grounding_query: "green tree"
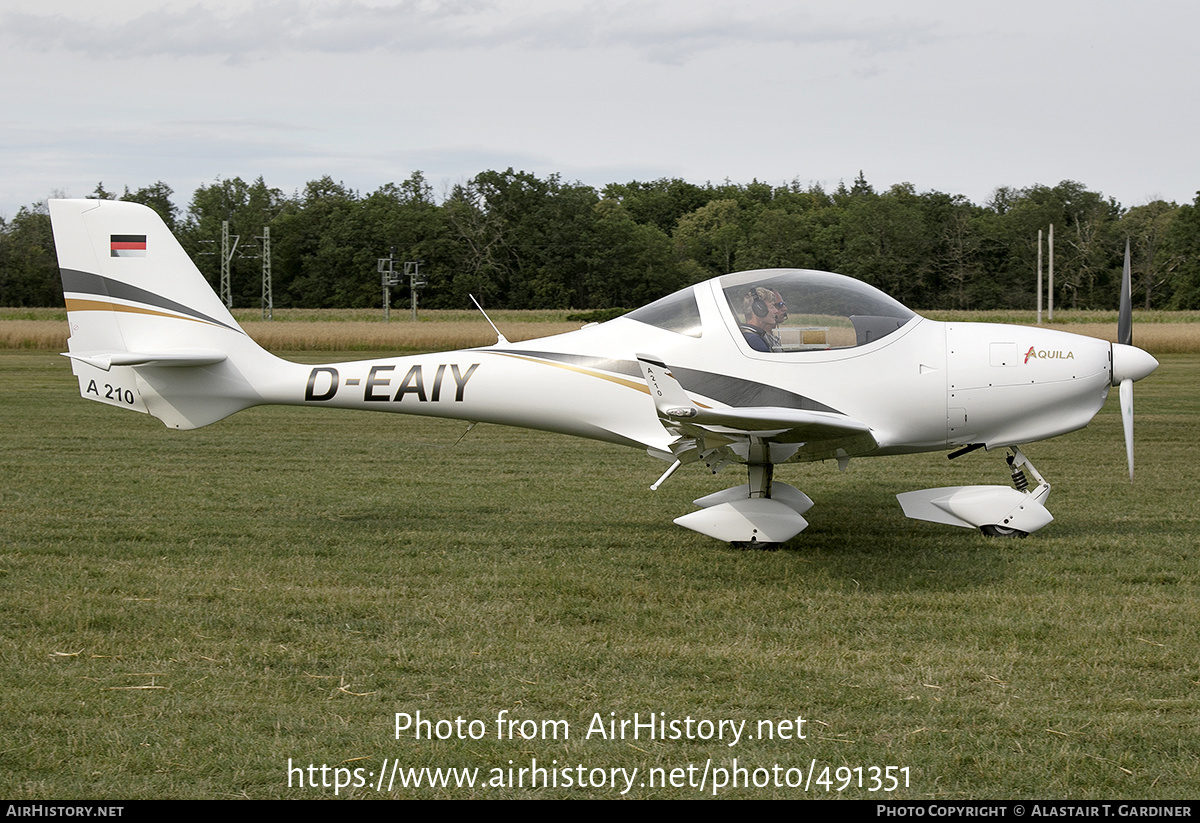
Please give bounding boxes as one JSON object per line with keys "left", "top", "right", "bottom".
{"left": 90, "top": 182, "right": 118, "bottom": 201}
{"left": 122, "top": 181, "right": 179, "bottom": 231}
{"left": 922, "top": 192, "right": 985, "bottom": 309}
{"left": 0, "top": 203, "right": 59, "bottom": 307}
{"left": 1002, "top": 181, "right": 1122, "bottom": 310}
{"left": 356, "top": 173, "right": 449, "bottom": 310}
{"left": 737, "top": 207, "right": 814, "bottom": 270}
{"left": 601, "top": 178, "right": 711, "bottom": 235}
{"left": 1121, "top": 200, "right": 1180, "bottom": 309}
{"left": 735, "top": 184, "right": 842, "bottom": 273}
{"left": 973, "top": 180, "right": 1122, "bottom": 311}
{"left": 1164, "top": 192, "right": 1200, "bottom": 309}
{"left": 673, "top": 199, "right": 743, "bottom": 277}
{"left": 441, "top": 179, "right": 508, "bottom": 308}
{"left": 442, "top": 169, "right": 601, "bottom": 309}
{"left": 521, "top": 175, "right": 600, "bottom": 308}
{"left": 576, "top": 200, "right": 682, "bottom": 307}
{"left": 837, "top": 182, "right": 928, "bottom": 306}
{"left": 272, "top": 177, "right": 366, "bottom": 307}
{"left": 183, "top": 176, "right": 286, "bottom": 307}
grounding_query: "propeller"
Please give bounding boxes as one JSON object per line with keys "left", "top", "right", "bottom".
{"left": 1119, "top": 241, "right": 1134, "bottom": 481}
{"left": 1111, "top": 240, "right": 1159, "bottom": 481}
{"left": 1119, "top": 376, "right": 1134, "bottom": 480}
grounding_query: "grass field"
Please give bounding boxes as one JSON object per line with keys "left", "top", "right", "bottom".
{"left": 1, "top": 338, "right": 1198, "bottom": 797}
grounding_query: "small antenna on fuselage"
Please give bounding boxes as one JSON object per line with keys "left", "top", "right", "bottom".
{"left": 469, "top": 294, "right": 509, "bottom": 345}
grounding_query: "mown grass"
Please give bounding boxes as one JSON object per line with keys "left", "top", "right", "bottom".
{"left": 1, "top": 349, "right": 1197, "bottom": 799}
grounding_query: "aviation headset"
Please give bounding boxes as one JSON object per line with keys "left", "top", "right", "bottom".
{"left": 747, "top": 287, "right": 781, "bottom": 318}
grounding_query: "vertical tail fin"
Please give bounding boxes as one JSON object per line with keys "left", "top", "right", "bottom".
{"left": 50, "top": 199, "right": 281, "bottom": 429}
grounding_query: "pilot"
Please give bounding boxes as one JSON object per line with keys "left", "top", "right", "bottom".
{"left": 740, "top": 287, "right": 788, "bottom": 352}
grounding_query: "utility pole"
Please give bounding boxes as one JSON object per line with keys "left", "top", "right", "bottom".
{"left": 259, "top": 226, "right": 272, "bottom": 320}
{"left": 220, "top": 221, "right": 232, "bottom": 308}
{"left": 220, "top": 220, "right": 243, "bottom": 309}
{"left": 1048, "top": 223, "right": 1054, "bottom": 322}
{"left": 1037, "top": 229, "right": 1043, "bottom": 324}
{"left": 379, "top": 247, "right": 399, "bottom": 322}
{"left": 405, "top": 261, "right": 426, "bottom": 321}
{"left": 379, "top": 253, "right": 427, "bottom": 321}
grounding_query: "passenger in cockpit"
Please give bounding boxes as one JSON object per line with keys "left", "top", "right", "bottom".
{"left": 739, "top": 287, "right": 788, "bottom": 352}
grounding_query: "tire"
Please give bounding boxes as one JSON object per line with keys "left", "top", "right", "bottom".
{"left": 980, "top": 524, "right": 1028, "bottom": 538}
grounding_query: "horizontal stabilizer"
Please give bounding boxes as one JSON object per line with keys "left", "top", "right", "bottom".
{"left": 63, "top": 350, "right": 228, "bottom": 371}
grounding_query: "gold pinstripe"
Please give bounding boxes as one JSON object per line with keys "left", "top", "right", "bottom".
{"left": 65, "top": 297, "right": 225, "bottom": 328}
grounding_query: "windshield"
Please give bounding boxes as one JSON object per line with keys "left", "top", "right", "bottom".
{"left": 623, "top": 287, "right": 703, "bottom": 338}
{"left": 720, "top": 269, "right": 916, "bottom": 351}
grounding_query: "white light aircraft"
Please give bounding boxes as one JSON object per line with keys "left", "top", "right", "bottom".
{"left": 49, "top": 199, "right": 1159, "bottom": 546}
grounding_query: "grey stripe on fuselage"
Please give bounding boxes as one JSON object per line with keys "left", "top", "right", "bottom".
{"left": 497, "top": 349, "right": 839, "bottom": 413}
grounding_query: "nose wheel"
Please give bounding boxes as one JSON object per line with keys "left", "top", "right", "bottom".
{"left": 977, "top": 448, "right": 1048, "bottom": 538}
{"left": 980, "top": 523, "right": 1027, "bottom": 538}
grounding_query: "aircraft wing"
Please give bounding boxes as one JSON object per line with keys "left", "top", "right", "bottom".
{"left": 636, "top": 355, "right": 877, "bottom": 461}
{"left": 678, "top": 405, "right": 872, "bottom": 437}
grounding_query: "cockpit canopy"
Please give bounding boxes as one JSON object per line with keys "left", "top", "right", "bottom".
{"left": 625, "top": 269, "right": 917, "bottom": 351}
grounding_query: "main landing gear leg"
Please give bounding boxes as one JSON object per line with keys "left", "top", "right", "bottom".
{"left": 736, "top": 448, "right": 779, "bottom": 548}
{"left": 671, "top": 441, "right": 814, "bottom": 547}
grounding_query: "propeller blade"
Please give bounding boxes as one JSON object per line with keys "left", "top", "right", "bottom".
{"left": 1118, "top": 239, "right": 1133, "bottom": 347}
{"left": 1120, "top": 377, "right": 1134, "bottom": 482}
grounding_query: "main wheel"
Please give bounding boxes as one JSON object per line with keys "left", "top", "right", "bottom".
{"left": 731, "top": 541, "right": 781, "bottom": 551}
{"left": 980, "top": 524, "right": 1028, "bottom": 538}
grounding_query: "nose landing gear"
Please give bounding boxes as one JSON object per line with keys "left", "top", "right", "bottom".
{"left": 897, "top": 446, "right": 1054, "bottom": 537}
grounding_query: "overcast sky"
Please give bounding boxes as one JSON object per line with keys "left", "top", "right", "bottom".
{"left": 2, "top": 0, "right": 1197, "bottom": 219}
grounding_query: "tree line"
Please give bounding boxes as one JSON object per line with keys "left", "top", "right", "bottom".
{"left": 3, "top": 171, "right": 1199, "bottom": 312}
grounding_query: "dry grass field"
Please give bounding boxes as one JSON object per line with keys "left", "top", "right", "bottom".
{"left": 0, "top": 308, "right": 581, "bottom": 352}
{"left": 3, "top": 307, "right": 1200, "bottom": 353}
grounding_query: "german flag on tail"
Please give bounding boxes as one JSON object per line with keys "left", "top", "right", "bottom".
{"left": 110, "top": 234, "right": 146, "bottom": 257}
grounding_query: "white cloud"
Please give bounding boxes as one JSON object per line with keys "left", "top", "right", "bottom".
{"left": 1, "top": 0, "right": 1197, "bottom": 216}
{"left": 2, "top": 0, "right": 940, "bottom": 63}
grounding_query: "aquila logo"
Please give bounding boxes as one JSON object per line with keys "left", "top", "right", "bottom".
{"left": 1025, "top": 346, "right": 1075, "bottom": 364}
